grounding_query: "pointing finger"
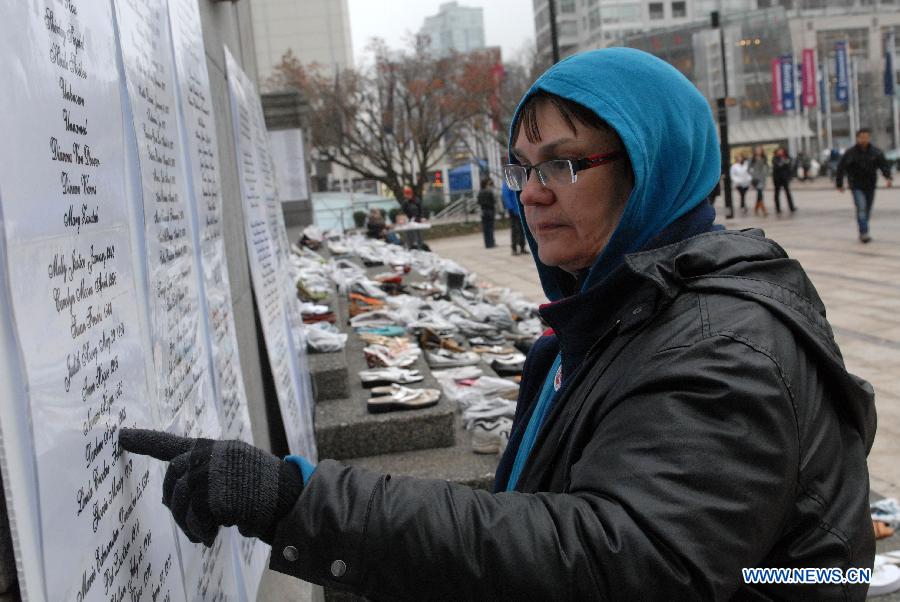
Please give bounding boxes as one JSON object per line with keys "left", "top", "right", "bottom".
{"left": 119, "top": 428, "right": 195, "bottom": 462}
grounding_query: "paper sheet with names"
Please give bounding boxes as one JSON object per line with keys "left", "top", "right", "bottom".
{"left": 0, "top": 2, "right": 186, "bottom": 600}
{"left": 113, "top": 0, "right": 237, "bottom": 599}
{"left": 167, "top": 0, "right": 268, "bottom": 596}
{"left": 224, "top": 47, "right": 316, "bottom": 460}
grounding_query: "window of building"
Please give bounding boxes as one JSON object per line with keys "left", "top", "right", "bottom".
{"left": 588, "top": 7, "right": 601, "bottom": 29}
{"left": 559, "top": 20, "right": 578, "bottom": 37}
{"left": 603, "top": 3, "right": 642, "bottom": 24}
{"left": 559, "top": 0, "right": 577, "bottom": 13}
{"left": 672, "top": 1, "right": 686, "bottom": 17}
{"left": 535, "top": 5, "right": 549, "bottom": 29}
{"left": 649, "top": 2, "right": 665, "bottom": 19}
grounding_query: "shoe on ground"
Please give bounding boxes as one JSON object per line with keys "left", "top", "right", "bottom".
{"left": 368, "top": 386, "right": 440, "bottom": 414}
{"left": 869, "top": 556, "right": 900, "bottom": 597}
{"left": 491, "top": 357, "right": 525, "bottom": 376}
{"left": 860, "top": 233, "right": 872, "bottom": 243}
{"left": 426, "top": 348, "right": 481, "bottom": 368}
{"left": 419, "top": 328, "right": 466, "bottom": 353}
{"left": 358, "top": 367, "right": 423, "bottom": 388}
{"left": 471, "top": 416, "right": 513, "bottom": 454}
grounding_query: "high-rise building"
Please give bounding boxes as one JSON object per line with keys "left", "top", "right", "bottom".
{"left": 252, "top": 0, "right": 353, "bottom": 86}
{"left": 420, "top": 1, "right": 486, "bottom": 57}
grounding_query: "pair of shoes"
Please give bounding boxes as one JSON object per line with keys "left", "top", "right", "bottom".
{"left": 368, "top": 385, "right": 440, "bottom": 413}
{"left": 348, "top": 292, "right": 385, "bottom": 317}
{"left": 426, "top": 348, "right": 481, "bottom": 368}
{"left": 860, "top": 233, "right": 872, "bottom": 243}
{"left": 364, "top": 344, "right": 420, "bottom": 368}
{"left": 419, "top": 328, "right": 466, "bottom": 353}
{"left": 356, "top": 325, "right": 407, "bottom": 337}
{"left": 359, "top": 367, "right": 423, "bottom": 388}
{"left": 306, "top": 323, "right": 348, "bottom": 353}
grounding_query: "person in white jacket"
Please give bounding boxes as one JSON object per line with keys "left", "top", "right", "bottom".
{"left": 730, "top": 154, "right": 752, "bottom": 214}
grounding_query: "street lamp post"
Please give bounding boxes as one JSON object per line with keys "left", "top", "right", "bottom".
{"left": 712, "top": 11, "right": 734, "bottom": 219}
{"left": 548, "top": 0, "right": 560, "bottom": 64}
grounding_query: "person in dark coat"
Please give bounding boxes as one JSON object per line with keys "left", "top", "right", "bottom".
{"left": 771, "top": 146, "right": 796, "bottom": 214}
{"left": 120, "top": 49, "right": 876, "bottom": 601}
{"left": 502, "top": 179, "right": 527, "bottom": 255}
{"left": 477, "top": 177, "right": 497, "bottom": 248}
{"left": 400, "top": 184, "right": 427, "bottom": 250}
{"left": 748, "top": 146, "right": 769, "bottom": 217}
{"left": 836, "top": 128, "right": 893, "bottom": 243}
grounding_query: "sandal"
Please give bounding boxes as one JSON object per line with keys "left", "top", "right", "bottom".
{"left": 368, "top": 387, "right": 441, "bottom": 413}
{"left": 359, "top": 368, "right": 424, "bottom": 388}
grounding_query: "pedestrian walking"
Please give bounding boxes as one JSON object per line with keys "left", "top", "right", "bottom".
{"left": 502, "top": 180, "right": 526, "bottom": 255}
{"left": 836, "top": 128, "right": 894, "bottom": 243}
{"left": 729, "top": 153, "right": 751, "bottom": 213}
{"left": 771, "top": 146, "right": 796, "bottom": 214}
{"left": 749, "top": 146, "right": 769, "bottom": 216}
{"left": 120, "top": 48, "right": 875, "bottom": 600}
{"left": 477, "top": 177, "right": 497, "bottom": 248}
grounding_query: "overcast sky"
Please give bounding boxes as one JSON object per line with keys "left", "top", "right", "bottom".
{"left": 347, "top": 0, "right": 535, "bottom": 65}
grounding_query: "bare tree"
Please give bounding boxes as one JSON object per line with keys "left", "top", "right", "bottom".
{"left": 270, "top": 37, "right": 504, "bottom": 202}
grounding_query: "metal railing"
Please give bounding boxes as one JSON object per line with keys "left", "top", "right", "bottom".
{"left": 431, "top": 194, "right": 478, "bottom": 223}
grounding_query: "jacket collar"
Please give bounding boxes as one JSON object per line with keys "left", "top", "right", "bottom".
{"left": 538, "top": 203, "right": 717, "bottom": 375}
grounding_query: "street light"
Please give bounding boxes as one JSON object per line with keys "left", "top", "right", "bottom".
{"left": 712, "top": 11, "right": 734, "bottom": 219}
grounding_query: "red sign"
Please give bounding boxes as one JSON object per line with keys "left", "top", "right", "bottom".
{"left": 771, "top": 58, "right": 784, "bottom": 114}
{"left": 802, "top": 48, "right": 817, "bottom": 107}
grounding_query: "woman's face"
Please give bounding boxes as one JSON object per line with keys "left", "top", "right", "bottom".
{"left": 512, "top": 100, "right": 633, "bottom": 273}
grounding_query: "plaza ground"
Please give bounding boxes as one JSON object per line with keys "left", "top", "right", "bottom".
{"left": 430, "top": 182, "right": 900, "bottom": 500}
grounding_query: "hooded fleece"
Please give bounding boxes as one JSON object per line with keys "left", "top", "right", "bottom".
{"left": 508, "top": 47, "right": 721, "bottom": 298}
{"left": 505, "top": 48, "right": 722, "bottom": 490}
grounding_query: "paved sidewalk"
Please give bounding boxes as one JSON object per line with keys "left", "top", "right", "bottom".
{"left": 430, "top": 184, "right": 900, "bottom": 499}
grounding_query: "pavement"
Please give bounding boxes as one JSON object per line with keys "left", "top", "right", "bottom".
{"left": 429, "top": 182, "right": 900, "bottom": 502}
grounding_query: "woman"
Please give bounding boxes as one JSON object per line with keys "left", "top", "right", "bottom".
{"left": 121, "top": 49, "right": 875, "bottom": 600}
{"left": 729, "top": 153, "right": 752, "bottom": 213}
{"left": 772, "top": 146, "right": 797, "bottom": 213}
{"left": 749, "top": 146, "right": 769, "bottom": 216}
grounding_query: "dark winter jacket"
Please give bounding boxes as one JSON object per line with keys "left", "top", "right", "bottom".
{"left": 477, "top": 188, "right": 496, "bottom": 217}
{"left": 267, "top": 48, "right": 875, "bottom": 601}
{"left": 402, "top": 198, "right": 423, "bottom": 221}
{"left": 836, "top": 144, "right": 893, "bottom": 191}
{"left": 772, "top": 154, "right": 793, "bottom": 185}
{"left": 268, "top": 227, "right": 875, "bottom": 601}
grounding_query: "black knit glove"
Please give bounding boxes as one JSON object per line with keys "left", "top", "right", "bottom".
{"left": 118, "top": 428, "right": 303, "bottom": 546}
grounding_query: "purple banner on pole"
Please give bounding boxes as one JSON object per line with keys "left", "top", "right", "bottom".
{"left": 781, "top": 55, "right": 795, "bottom": 111}
{"left": 835, "top": 41, "right": 849, "bottom": 103}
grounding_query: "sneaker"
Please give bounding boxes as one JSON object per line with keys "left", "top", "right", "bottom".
{"left": 471, "top": 416, "right": 513, "bottom": 454}
{"left": 860, "top": 233, "right": 872, "bottom": 243}
{"left": 463, "top": 397, "right": 517, "bottom": 430}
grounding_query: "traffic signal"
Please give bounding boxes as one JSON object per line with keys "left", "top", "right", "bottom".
{"left": 433, "top": 170, "right": 443, "bottom": 187}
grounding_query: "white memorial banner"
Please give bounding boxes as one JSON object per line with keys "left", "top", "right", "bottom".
{"left": 0, "top": 1, "right": 186, "bottom": 600}
{"left": 167, "top": 0, "right": 268, "bottom": 596}
{"left": 249, "top": 108, "right": 316, "bottom": 457}
{"left": 224, "top": 47, "right": 316, "bottom": 460}
{"left": 269, "top": 129, "right": 309, "bottom": 202}
{"left": 113, "top": 0, "right": 237, "bottom": 599}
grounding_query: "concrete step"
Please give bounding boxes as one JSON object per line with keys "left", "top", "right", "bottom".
{"left": 314, "top": 389, "right": 456, "bottom": 460}
{"left": 345, "top": 414, "right": 499, "bottom": 490}
{"left": 308, "top": 348, "right": 349, "bottom": 401}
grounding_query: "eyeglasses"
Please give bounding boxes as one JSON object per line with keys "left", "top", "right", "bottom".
{"left": 503, "top": 150, "right": 625, "bottom": 191}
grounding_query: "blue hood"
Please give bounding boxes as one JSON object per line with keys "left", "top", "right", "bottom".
{"left": 509, "top": 48, "right": 720, "bottom": 301}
